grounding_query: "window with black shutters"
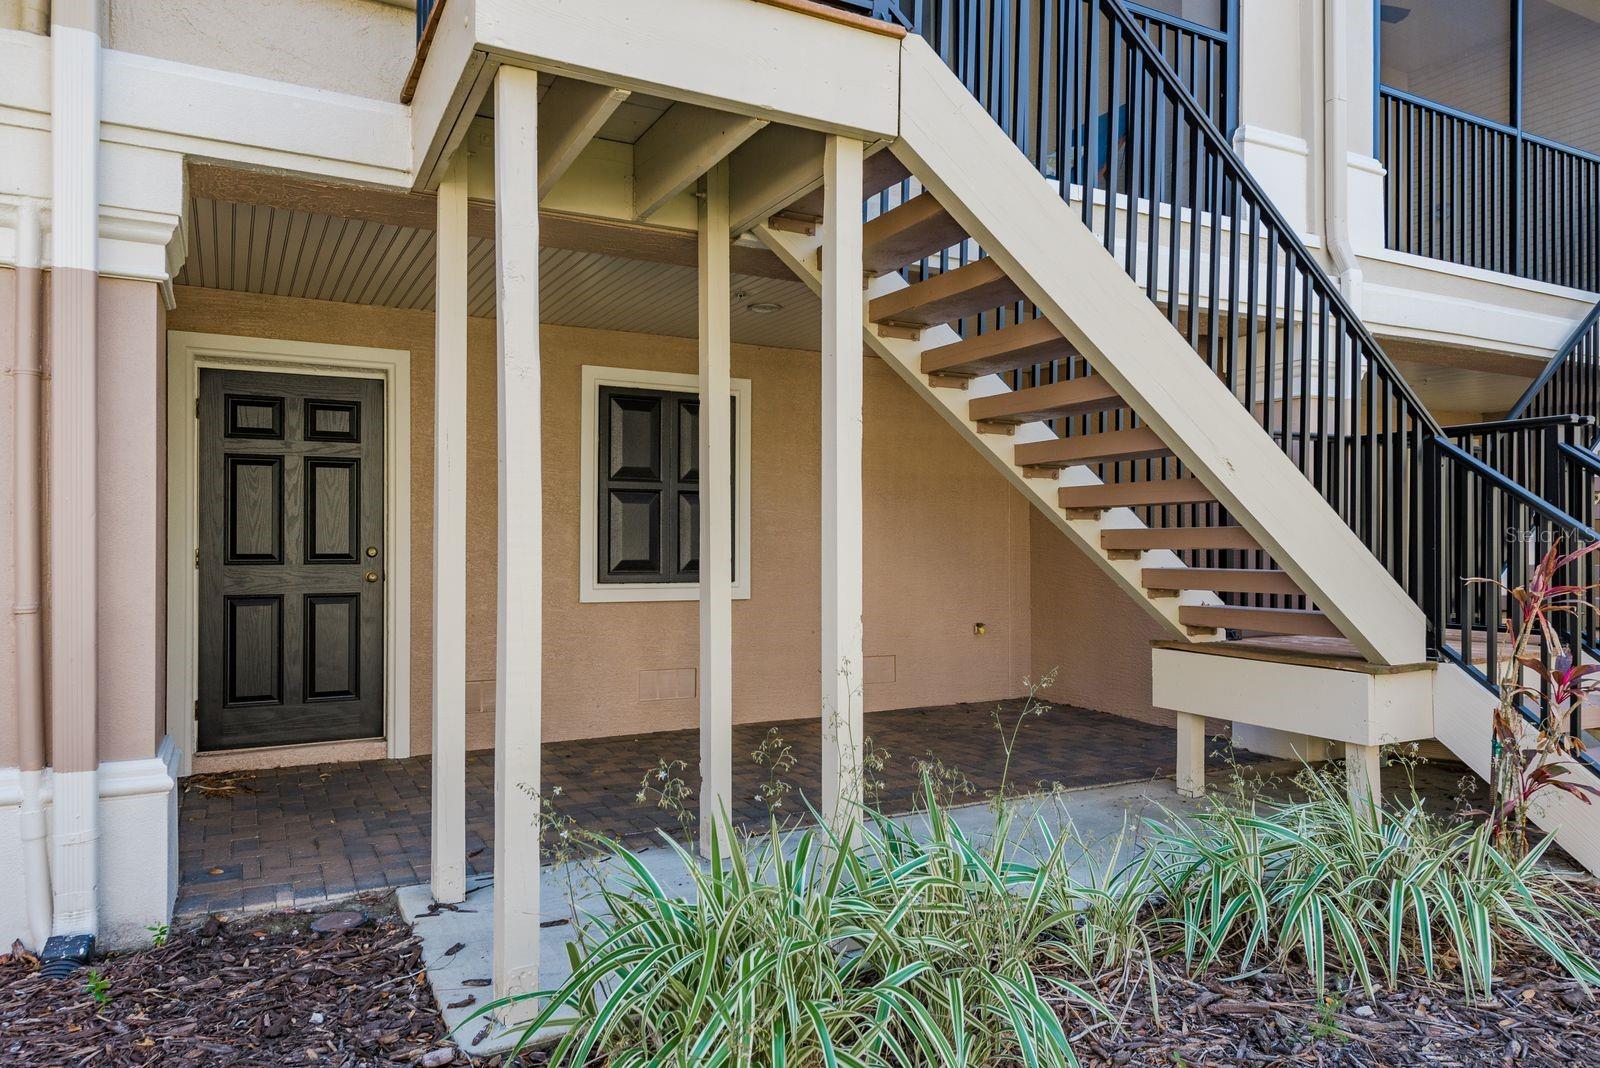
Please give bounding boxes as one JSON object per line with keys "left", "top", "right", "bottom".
{"left": 595, "top": 384, "right": 736, "bottom": 585}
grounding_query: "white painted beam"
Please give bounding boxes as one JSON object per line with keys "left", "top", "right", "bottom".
{"left": 474, "top": 0, "right": 901, "bottom": 140}
{"left": 491, "top": 65, "right": 542, "bottom": 1015}
{"left": 698, "top": 159, "right": 735, "bottom": 857}
{"left": 633, "top": 103, "right": 768, "bottom": 221}
{"left": 430, "top": 149, "right": 469, "bottom": 906}
{"left": 820, "top": 136, "right": 866, "bottom": 831}
{"left": 1175, "top": 712, "right": 1206, "bottom": 799}
{"left": 537, "top": 78, "right": 630, "bottom": 200}
{"left": 1345, "top": 743, "right": 1382, "bottom": 818}
{"left": 728, "top": 125, "right": 826, "bottom": 234}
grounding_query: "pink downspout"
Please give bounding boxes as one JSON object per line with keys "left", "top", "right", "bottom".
{"left": 12, "top": 202, "right": 51, "bottom": 950}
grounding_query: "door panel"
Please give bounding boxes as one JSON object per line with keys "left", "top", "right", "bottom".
{"left": 198, "top": 369, "right": 385, "bottom": 751}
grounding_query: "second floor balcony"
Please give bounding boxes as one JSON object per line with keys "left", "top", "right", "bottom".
{"left": 1377, "top": 0, "right": 1600, "bottom": 293}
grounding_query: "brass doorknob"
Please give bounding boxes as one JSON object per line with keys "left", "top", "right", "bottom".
{"left": 364, "top": 570, "right": 380, "bottom": 583}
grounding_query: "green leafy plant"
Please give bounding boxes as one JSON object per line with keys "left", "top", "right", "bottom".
{"left": 146, "top": 922, "right": 170, "bottom": 948}
{"left": 482, "top": 777, "right": 1108, "bottom": 1066}
{"left": 1146, "top": 765, "right": 1600, "bottom": 999}
{"left": 84, "top": 969, "right": 111, "bottom": 1007}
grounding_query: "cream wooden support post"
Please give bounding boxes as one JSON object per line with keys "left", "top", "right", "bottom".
{"left": 431, "top": 149, "right": 469, "bottom": 905}
{"left": 820, "top": 135, "right": 865, "bottom": 831}
{"left": 698, "top": 159, "right": 735, "bottom": 858}
{"left": 1345, "top": 743, "right": 1382, "bottom": 818}
{"left": 1175, "top": 712, "right": 1206, "bottom": 799}
{"left": 492, "top": 65, "right": 543, "bottom": 1014}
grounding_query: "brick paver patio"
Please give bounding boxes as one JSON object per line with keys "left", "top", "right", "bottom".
{"left": 177, "top": 700, "right": 1246, "bottom": 916}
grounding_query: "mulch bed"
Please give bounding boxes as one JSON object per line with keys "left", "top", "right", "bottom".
{"left": 0, "top": 894, "right": 469, "bottom": 1066}
{"left": 7, "top": 881, "right": 1600, "bottom": 1065}
{"left": 1054, "top": 886, "right": 1600, "bottom": 1067}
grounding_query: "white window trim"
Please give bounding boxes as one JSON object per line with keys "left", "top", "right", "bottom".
{"left": 580, "top": 365, "right": 753, "bottom": 603}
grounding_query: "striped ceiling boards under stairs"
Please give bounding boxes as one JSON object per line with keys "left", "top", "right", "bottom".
{"left": 174, "top": 196, "right": 823, "bottom": 351}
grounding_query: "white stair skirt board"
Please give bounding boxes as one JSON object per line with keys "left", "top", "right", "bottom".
{"left": 1151, "top": 646, "right": 1435, "bottom": 750}
{"left": 0, "top": 737, "right": 180, "bottom": 951}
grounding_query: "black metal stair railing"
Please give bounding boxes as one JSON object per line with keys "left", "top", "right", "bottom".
{"left": 1427, "top": 433, "right": 1600, "bottom": 771}
{"left": 1508, "top": 300, "right": 1600, "bottom": 433}
{"left": 887, "top": 0, "right": 1444, "bottom": 612}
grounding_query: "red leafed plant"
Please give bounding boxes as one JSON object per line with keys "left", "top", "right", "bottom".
{"left": 1477, "top": 538, "right": 1600, "bottom": 856}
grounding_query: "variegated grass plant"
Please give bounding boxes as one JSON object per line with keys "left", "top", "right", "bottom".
{"left": 1145, "top": 764, "right": 1600, "bottom": 999}
{"left": 487, "top": 764, "right": 1600, "bottom": 1064}
{"left": 487, "top": 782, "right": 1110, "bottom": 1067}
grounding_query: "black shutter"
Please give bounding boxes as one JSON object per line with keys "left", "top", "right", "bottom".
{"left": 596, "top": 385, "right": 737, "bottom": 586}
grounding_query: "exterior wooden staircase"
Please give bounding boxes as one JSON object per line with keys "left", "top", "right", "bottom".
{"left": 753, "top": 0, "right": 1600, "bottom": 870}
{"left": 761, "top": 121, "right": 1409, "bottom": 658}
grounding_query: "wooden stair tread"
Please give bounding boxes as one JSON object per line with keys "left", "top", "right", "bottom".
{"left": 1142, "top": 567, "right": 1300, "bottom": 596}
{"left": 1016, "top": 427, "right": 1169, "bottom": 468}
{"left": 863, "top": 192, "right": 968, "bottom": 275}
{"left": 968, "top": 375, "right": 1123, "bottom": 425}
{"left": 1178, "top": 605, "right": 1342, "bottom": 639}
{"left": 1101, "top": 526, "right": 1261, "bottom": 552}
{"left": 1059, "top": 477, "right": 1215, "bottom": 510}
{"left": 869, "top": 258, "right": 1023, "bottom": 328}
{"left": 922, "top": 317, "right": 1073, "bottom": 378}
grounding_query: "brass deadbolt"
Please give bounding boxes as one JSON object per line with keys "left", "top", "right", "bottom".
{"left": 366, "top": 546, "right": 379, "bottom": 558}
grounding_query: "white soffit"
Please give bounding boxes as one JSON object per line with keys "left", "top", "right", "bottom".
{"left": 174, "top": 196, "right": 821, "bottom": 350}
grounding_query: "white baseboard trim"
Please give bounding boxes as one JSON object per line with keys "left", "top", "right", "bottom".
{"left": 0, "top": 737, "right": 181, "bottom": 950}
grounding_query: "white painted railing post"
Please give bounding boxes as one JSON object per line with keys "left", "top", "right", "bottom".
{"left": 491, "top": 65, "right": 543, "bottom": 1014}
{"left": 820, "top": 136, "right": 866, "bottom": 831}
{"left": 431, "top": 149, "right": 469, "bottom": 905}
{"left": 698, "top": 160, "right": 735, "bottom": 858}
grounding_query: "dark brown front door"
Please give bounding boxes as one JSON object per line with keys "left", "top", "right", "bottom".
{"left": 197, "top": 369, "right": 385, "bottom": 750}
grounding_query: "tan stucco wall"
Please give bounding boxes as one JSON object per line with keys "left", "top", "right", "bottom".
{"left": 0, "top": 272, "right": 166, "bottom": 769}
{"left": 167, "top": 286, "right": 1036, "bottom": 750}
{"left": 105, "top": 0, "right": 414, "bottom": 101}
{"left": 1028, "top": 509, "right": 1169, "bottom": 728}
{"left": 96, "top": 277, "right": 168, "bottom": 763}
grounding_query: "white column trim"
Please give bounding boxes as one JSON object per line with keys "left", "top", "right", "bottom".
{"left": 431, "top": 150, "right": 470, "bottom": 905}
{"left": 490, "top": 64, "right": 543, "bottom": 1011}
{"left": 697, "top": 160, "right": 735, "bottom": 857}
{"left": 819, "top": 136, "right": 865, "bottom": 830}
{"left": 163, "top": 332, "right": 413, "bottom": 777}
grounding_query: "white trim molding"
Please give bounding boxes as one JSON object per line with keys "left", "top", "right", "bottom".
{"left": 163, "top": 331, "right": 413, "bottom": 776}
{"left": 578, "top": 364, "right": 753, "bottom": 604}
{"left": 0, "top": 737, "right": 180, "bottom": 951}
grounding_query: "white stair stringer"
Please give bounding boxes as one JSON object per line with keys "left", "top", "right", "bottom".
{"left": 1434, "top": 661, "right": 1600, "bottom": 873}
{"left": 755, "top": 220, "right": 1225, "bottom": 644}
{"left": 886, "top": 35, "right": 1425, "bottom": 666}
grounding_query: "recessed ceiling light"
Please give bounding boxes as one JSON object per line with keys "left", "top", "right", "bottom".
{"left": 746, "top": 301, "right": 783, "bottom": 314}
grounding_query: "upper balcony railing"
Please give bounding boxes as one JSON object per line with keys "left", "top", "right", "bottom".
{"left": 888, "top": 0, "right": 1236, "bottom": 137}
{"left": 1379, "top": 88, "right": 1600, "bottom": 294}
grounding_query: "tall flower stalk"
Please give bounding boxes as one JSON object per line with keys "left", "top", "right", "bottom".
{"left": 1477, "top": 538, "right": 1600, "bottom": 855}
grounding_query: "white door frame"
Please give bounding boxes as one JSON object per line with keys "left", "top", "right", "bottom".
{"left": 164, "top": 330, "right": 413, "bottom": 776}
